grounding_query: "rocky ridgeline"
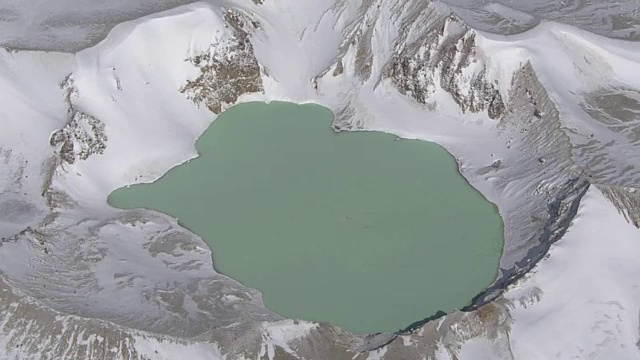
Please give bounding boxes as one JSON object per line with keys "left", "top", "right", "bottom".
{"left": 330, "top": 0, "right": 504, "bottom": 120}
{"left": 576, "top": 87, "right": 640, "bottom": 226}
{"left": 49, "top": 76, "right": 107, "bottom": 165}
{"left": 384, "top": 12, "right": 504, "bottom": 119}
{"left": 180, "top": 9, "right": 263, "bottom": 114}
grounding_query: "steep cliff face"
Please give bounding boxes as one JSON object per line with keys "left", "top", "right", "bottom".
{"left": 384, "top": 10, "right": 504, "bottom": 119}
{"left": 325, "top": 1, "right": 505, "bottom": 121}
{"left": 50, "top": 76, "right": 107, "bottom": 164}
{"left": 181, "top": 9, "right": 263, "bottom": 114}
{"left": 576, "top": 86, "right": 640, "bottom": 226}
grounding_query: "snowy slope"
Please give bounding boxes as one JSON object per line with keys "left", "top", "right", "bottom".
{"left": 1, "top": 0, "right": 639, "bottom": 52}
{"left": 448, "top": 187, "right": 640, "bottom": 359}
{"left": 0, "top": 50, "right": 71, "bottom": 238}
{"left": 0, "top": 1, "right": 639, "bottom": 359}
{"left": 504, "top": 188, "right": 640, "bottom": 359}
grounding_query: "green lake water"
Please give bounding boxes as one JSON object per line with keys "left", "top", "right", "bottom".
{"left": 108, "top": 102, "right": 503, "bottom": 334}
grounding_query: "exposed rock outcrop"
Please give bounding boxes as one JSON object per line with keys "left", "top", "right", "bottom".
{"left": 180, "top": 9, "right": 263, "bottom": 114}
{"left": 50, "top": 76, "right": 107, "bottom": 164}
{"left": 385, "top": 12, "right": 504, "bottom": 119}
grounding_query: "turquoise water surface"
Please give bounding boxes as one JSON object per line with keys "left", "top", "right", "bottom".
{"left": 109, "top": 102, "right": 503, "bottom": 334}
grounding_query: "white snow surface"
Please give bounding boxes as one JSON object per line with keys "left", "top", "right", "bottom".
{"left": 458, "top": 188, "right": 640, "bottom": 359}
{"left": 133, "top": 335, "right": 225, "bottom": 360}
{"left": 63, "top": 4, "right": 222, "bottom": 207}
{"left": 0, "top": 50, "right": 71, "bottom": 237}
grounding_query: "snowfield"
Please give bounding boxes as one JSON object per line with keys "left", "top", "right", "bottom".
{"left": 0, "top": 1, "right": 639, "bottom": 359}
{"left": 504, "top": 188, "right": 640, "bottom": 359}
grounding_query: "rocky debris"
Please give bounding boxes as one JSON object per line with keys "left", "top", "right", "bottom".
{"left": 180, "top": 9, "right": 263, "bottom": 114}
{"left": 50, "top": 111, "right": 107, "bottom": 164}
{"left": 0, "top": 204, "right": 291, "bottom": 358}
{"left": 0, "top": 148, "right": 28, "bottom": 191}
{"left": 364, "top": 300, "right": 515, "bottom": 360}
{"left": 384, "top": 11, "right": 504, "bottom": 119}
{"left": 50, "top": 76, "right": 107, "bottom": 164}
{"left": 329, "top": 0, "right": 398, "bottom": 83}
{"left": 498, "top": 63, "right": 575, "bottom": 164}
{"left": 348, "top": 7, "right": 377, "bottom": 82}
{"left": 574, "top": 86, "right": 640, "bottom": 223}
{"left": 330, "top": 1, "right": 505, "bottom": 119}
{"left": 476, "top": 61, "right": 585, "bottom": 293}
{"left": 598, "top": 185, "right": 640, "bottom": 227}
{"left": 290, "top": 324, "right": 367, "bottom": 360}
{"left": 470, "top": 177, "right": 590, "bottom": 308}
{"left": 331, "top": 105, "right": 366, "bottom": 132}
{"left": 332, "top": 60, "right": 344, "bottom": 76}
{"left": 0, "top": 271, "right": 217, "bottom": 360}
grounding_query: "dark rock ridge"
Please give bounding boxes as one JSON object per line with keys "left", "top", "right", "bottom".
{"left": 50, "top": 76, "right": 107, "bottom": 164}
{"left": 384, "top": 12, "right": 504, "bottom": 119}
{"left": 180, "top": 8, "right": 264, "bottom": 114}
{"left": 328, "top": 0, "right": 504, "bottom": 119}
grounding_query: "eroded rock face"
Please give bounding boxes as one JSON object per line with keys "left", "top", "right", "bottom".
{"left": 180, "top": 9, "right": 263, "bottom": 114}
{"left": 0, "top": 273, "right": 144, "bottom": 359}
{"left": 332, "top": 0, "right": 504, "bottom": 120}
{"left": 599, "top": 185, "right": 640, "bottom": 227}
{"left": 49, "top": 111, "right": 107, "bottom": 164}
{"left": 49, "top": 76, "right": 107, "bottom": 164}
{"left": 575, "top": 87, "right": 640, "bottom": 226}
{"left": 384, "top": 11, "right": 504, "bottom": 119}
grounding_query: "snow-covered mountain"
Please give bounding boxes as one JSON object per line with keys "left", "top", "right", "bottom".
{"left": 0, "top": 0, "right": 639, "bottom": 359}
